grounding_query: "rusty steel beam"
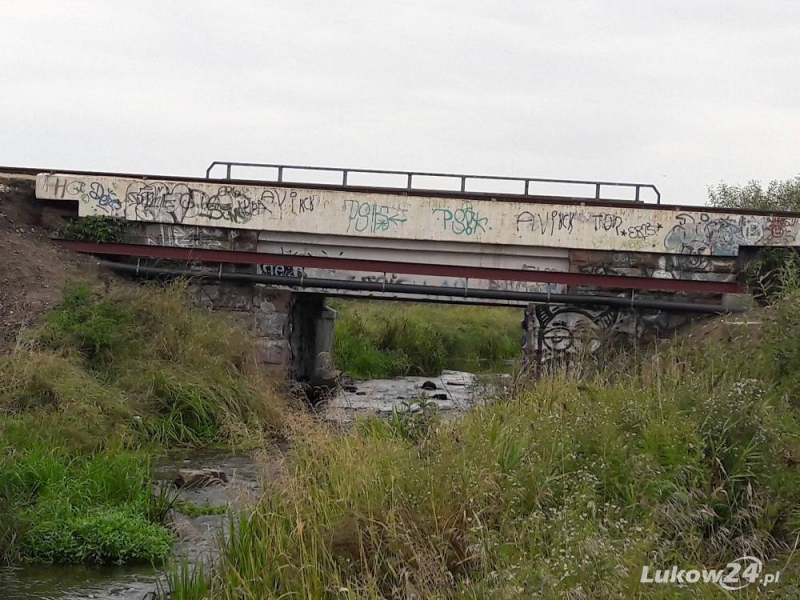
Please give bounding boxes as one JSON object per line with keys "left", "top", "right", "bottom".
{"left": 57, "top": 240, "right": 742, "bottom": 295}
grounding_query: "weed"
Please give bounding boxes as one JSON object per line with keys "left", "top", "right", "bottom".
{"left": 386, "top": 398, "right": 439, "bottom": 442}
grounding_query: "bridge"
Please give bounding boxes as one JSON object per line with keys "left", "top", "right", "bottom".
{"left": 24, "top": 162, "right": 800, "bottom": 379}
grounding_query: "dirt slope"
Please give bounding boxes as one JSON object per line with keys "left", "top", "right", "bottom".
{"left": 0, "top": 176, "right": 108, "bottom": 352}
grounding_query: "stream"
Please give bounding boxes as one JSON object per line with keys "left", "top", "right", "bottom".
{"left": 0, "top": 371, "right": 496, "bottom": 599}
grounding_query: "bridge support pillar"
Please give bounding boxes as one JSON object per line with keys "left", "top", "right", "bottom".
{"left": 196, "top": 283, "right": 337, "bottom": 381}
{"left": 289, "top": 293, "right": 338, "bottom": 383}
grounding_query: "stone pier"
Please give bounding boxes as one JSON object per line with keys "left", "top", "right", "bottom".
{"left": 193, "top": 282, "right": 336, "bottom": 381}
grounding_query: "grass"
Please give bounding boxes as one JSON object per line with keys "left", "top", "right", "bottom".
{"left": 162, "top": 288, "right": 800, "bottom": 598}
{"left": 329, "top": 299, "right": 523, "bottom": 378}
{"left": 0, "top": 281, "right": 286, "bottom": 565}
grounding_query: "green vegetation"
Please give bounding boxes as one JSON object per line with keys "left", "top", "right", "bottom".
{"left": 330, "top": 299, "right": 522, "bottom": 378}
{"left": 58, "top": 215, "right": 126, "bottom": 243}
{"left": 709, "top": 174, "right": 800, "bottom": 212}
{"left": 0, "top": 282, "right": 284, "bottom": 565}
{"left": 163, "top": 286, "right": 800, "bottom": 598}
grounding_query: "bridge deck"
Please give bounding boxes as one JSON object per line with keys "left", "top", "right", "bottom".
{"left": 34, "top": 171, "right": 800, "bottom": 258}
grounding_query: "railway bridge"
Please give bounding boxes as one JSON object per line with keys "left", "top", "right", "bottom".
{"left": 25, "top": 162, "right": 800, "bottom": 379}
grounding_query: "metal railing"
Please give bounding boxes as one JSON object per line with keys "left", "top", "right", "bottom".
{"left": 205, "top": 161, "right": 661, "bottom": 204}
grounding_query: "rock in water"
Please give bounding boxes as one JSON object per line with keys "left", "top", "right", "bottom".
{"left": 174, "top": 468, "right": 228, "bottom": 488}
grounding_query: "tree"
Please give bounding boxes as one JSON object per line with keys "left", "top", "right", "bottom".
{"left": 708, "top": 175, "right": 800, "bottom": 212}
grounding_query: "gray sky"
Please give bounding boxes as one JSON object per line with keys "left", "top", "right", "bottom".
{"left": 1, "top": 1, "right": 797, "bottom": 205}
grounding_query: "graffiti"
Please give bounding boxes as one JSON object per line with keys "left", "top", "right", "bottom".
{"left": 127, "top": 182, "right": 196, "bottom": 223}
{"left": 344, "top": 199, "right": 408, "bottom": 233}
{"left": 360, "top": 273, "right": 408, "bottom": 284}
{"left": 65, "top": 181, "right": 121, "bottom": 213}
{"left": 624, "top": 222, "right": 662, "bottom": 240}
{"left": 528, "top": 305, "right": 620, "bottom": 363}
{"left": 592, "top": 213, "right": 623, "bottom": 233}
{"left": 436, "top": 278, "right": 467, "bottom": 289}
{"left": 487, "top": 279, "right": 559, "bottom": 294}
{"left": 258, "top": 264, "right": 304, "bottom": 278}
{"left": 664, "top": 213, "right": 796, "bottom": 256}
{"left": 199, "top": 186, "right": 272, "bottom": 224}
{"left": 431, "top": 201, "right": 488, "bottom": 236}
{"left": 125, "top": 182, "right": 278, "bottom": 225}
{"left": 576, "top": 254, "right": 737, "bottom": 283}
{"left": 590, "top": 213, "right": 661, "bottom": 239}
{"left": 151, "top": 225, "right": 226, "bottom": 249}
{"left": 260, "top": 189, "right": 317, "bottom": 215}
{"left": 516, "top": 210, "right": 577, "bottom": 236}
{"left": 765, "top": 217, "right": 796, "bottom": 242}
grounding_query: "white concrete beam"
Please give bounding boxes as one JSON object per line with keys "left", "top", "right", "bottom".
{"left": 36, "top": 173, "right": 800, "bottom": 256}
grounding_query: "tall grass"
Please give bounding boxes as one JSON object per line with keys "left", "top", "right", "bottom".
{"left": 0, "top": 281, "right": 286, "bottom": 564}
{"left": 164, "top": 290, "right": 800, "bottom": 598}
{"left": 330, "top": 299, "right": 522, "bottom": 378}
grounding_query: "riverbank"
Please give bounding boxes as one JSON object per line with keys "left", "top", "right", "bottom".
{"left": 0, "top": 282, "right": 287, "bottom": 566}
{"left": 162, "top": 293, "right": 800, "bottom": 598}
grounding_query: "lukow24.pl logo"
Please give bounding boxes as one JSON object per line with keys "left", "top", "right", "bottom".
{"left": 641, "top": 556, "right": 780, "bottom": 590}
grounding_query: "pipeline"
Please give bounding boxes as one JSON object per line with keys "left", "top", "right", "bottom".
{"left": 98, "top": 261, "right": 747, "bottom": 315}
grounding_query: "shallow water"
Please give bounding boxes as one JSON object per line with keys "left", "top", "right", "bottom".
{"left": 322, "top": 369, "right": 506, "bottom": 422}
{"left": 0, "top": 450, "right": 268, "bottom": 600}
{"left": 0, "top": 564, "right": 163, "bottom": 600}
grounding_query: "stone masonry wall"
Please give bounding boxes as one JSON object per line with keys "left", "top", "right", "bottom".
{"left": 193, "top": 283, "right": 292, "bottom": 368}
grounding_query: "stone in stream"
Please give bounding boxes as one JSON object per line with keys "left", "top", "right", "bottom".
{"left": 174, "top": 468, "right": 228, "bottom": 488}
{"left": 421, "top": 380, "right": 438, "bottom": 390}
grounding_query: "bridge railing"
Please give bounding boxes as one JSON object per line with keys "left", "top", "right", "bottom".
{"left": 205, "top": 161, "right": 661, "bottom": 204}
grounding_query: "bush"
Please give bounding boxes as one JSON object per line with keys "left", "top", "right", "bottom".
{"left": 59, "top": 215, "right": 126, "bottom": 243}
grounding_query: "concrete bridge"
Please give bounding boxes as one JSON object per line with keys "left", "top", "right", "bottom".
{"left": 28, "top": 164, "right": 800, "bottom": 378}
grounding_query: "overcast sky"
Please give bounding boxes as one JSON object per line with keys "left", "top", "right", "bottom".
{"left": 1, "top": 1, "right": 797, "bottom": 205}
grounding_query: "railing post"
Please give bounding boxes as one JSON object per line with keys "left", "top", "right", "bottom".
{"left": 342, "top": 170, "right": 348, "bottom": 186}
{"left": 595, "top": 183, "right": 601, "bottom": 200}
{"left": 407, "top": 173, "right": 413, "bottom": 190}
{"left": 460, "top": 177, "right": 466, "bottom": 192}
{"left": 225, "top": 164, "right": 231, "bottom": 180}
{"left": 277, "top": 166, "right": 283, "bottom": 183}
{"left": 524, "top": 180, "right": 530, "bottom": 195}
{"left": 635, "top": 186, "right": 641, "bottom": 202}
